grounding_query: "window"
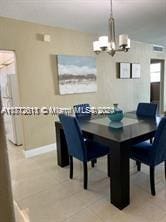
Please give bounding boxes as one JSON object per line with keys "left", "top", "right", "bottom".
{"left": 150, "top": 63, "right": 161, "bottom": 83}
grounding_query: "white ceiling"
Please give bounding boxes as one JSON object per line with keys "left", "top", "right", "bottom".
{"left": 0, "top": 0, "right": 166, "bottom": 46}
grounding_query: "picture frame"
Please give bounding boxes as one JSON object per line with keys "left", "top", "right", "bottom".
{"left": 132, "top": 63, "right": 141, "bottom": 79}
{"left": 119, "top": 63, "right": 130, "bottom": 79}
{"left": 57, "top": 55, "right": 97, "bottom": 95}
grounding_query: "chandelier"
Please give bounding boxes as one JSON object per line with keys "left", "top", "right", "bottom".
{"left": 93, "top": 0, "right": 130, "bottom": 56}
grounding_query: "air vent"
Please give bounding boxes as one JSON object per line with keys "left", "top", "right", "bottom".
{"left": 153, "top": 45, "right": 164, "bottom": 52}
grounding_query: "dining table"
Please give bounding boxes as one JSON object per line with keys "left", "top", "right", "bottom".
{"left": 55, "top": 112, "right": 160, "bottom": 210}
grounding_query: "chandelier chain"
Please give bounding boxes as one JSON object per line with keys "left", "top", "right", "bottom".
{"left": 110, "top": 0, "right": 113, "bottom": 16}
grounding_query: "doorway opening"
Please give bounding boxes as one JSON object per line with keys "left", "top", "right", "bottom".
{"left": 0, "top": 51, "right": 26, "bottom": 221}
{"left": 150, "top": 59, "right": 165, "bottom": 114}
{"left": 0, "top": 50, "right": 23, "bottom": 146}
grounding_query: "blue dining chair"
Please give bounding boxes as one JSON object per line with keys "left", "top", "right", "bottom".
{"left": 59, "top": 114, "right": 111, "bottom": 189}
{"left": 73, "top": 103, "right": 91, "bottom": 119}
{"left": 130, "top": 117, "right": 166, "bottom": 195}
{"left": 73, "top": 103, "right": 97, "bottom": 167}
{"left": 136, "top": 102, "right": 157, "bottom": 144}
{"left": 136, "top": 102, "right": 157, "bottom": 118}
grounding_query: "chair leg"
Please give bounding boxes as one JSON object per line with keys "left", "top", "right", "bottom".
{"left": 69, "top": 156, "right": 73, "bottom": 179}
{"left": 150, "top": 138, "right": 153, "bottom": 144}
{"left": 83, "top": 162, "right": 88, "bottom": 190}
{"left": 165, "top": 160, "right": 166, "bottom": 179}
{"left": 107, "top": 154, "right": 111, "bottom": 177}
{"left": 136, "top": 160, "right": 141, "bottom": 171}
{"left": 150, "top": 166, "right": 156, "bottom": 196}
{"left": 91, "top": 160, "right": 95, "bottom": 168}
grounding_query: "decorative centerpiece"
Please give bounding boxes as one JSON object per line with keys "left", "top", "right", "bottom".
{"left": 108, "top": 104, "right": 124, "bottom": 122}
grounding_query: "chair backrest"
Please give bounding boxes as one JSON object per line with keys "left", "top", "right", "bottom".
{"left": 73, "top": 103, "right": 91, "bottom": 119}
{"left": 59, "top": 114, "right": 87, "bottom": 161}
{"left": 152, "top": 117, "right": 166, "bottom": 165}
{"left": 136, "top": 102, "right": 157, "bottom": 118}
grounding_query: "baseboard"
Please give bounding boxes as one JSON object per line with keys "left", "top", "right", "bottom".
{"left": 24, "top": 143, "right": 56, "bottom": 158}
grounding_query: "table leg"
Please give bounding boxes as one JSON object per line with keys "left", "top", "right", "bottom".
{"left": 110, "top": 142, "right": 130, "bottom": 210}
{"left": 55, "top": 123, "right": 69, "bottom": 167}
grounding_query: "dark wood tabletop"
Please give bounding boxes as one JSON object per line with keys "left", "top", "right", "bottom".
{"left": 78, "top": 112, "right": 159, "bottom": 143}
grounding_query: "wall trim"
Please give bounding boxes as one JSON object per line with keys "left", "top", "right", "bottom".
{"left": 24, "top": 143, "right": 56, "bottom": 158}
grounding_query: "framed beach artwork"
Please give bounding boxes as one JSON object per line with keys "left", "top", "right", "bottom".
{"left": 119, "top": 63, "right": 130, "bottom": 79}
{"left": 132, "top": 63, "right": 141, "bottom": 78}
{"left": 57, "top": 55, "right": 97, "bottom": 95}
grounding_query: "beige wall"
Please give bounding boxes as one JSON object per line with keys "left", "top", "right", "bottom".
{"left": 0, "top": 17, "right": 165, "bottom": 150}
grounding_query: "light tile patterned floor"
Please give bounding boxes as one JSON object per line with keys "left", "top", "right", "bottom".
{"left": 8, "top": 142, "right": 166, "bottom": 222}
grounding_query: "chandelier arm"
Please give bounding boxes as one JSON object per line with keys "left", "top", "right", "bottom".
{"left": 115, "top": 48, "right": 127, "bottom": 52}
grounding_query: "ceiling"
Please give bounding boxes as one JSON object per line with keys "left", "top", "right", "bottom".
{"left": 0, "top": 0, "right": 166, "bottom": 46}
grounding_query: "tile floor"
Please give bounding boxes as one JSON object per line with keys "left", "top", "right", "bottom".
{"left": 7, "top": 142, "right": 166, "bottom": 222}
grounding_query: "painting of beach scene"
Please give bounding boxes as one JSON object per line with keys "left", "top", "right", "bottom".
{"left": 57, "top": 55, "right": 97, "bottom": 95}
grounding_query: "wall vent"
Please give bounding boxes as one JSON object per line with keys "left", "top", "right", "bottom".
{"left": 153, "top": 45, "right": 164, "bottom": 52}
